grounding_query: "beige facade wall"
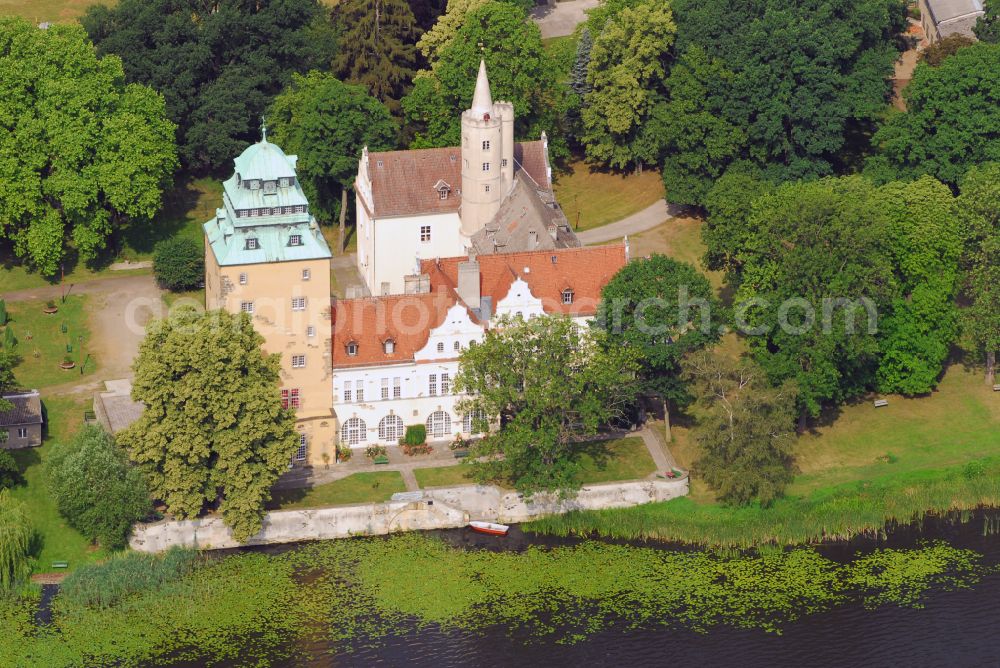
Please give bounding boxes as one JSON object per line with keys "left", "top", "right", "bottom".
{"left": 1, "top": 423, "right": 42, "bottom": 449}
{"left": 205, "top": 237, "right": 336, "bottom": 467}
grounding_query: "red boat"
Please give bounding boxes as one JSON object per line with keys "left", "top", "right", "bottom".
{"left": 469, "top": 521, "right": 510, "bottom": 536}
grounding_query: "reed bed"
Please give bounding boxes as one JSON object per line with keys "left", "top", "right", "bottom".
{"left": 525, "top": 458, "right": 1000, "bottom": 548}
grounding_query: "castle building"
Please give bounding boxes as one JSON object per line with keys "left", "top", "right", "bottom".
{"left": 354, "top": 60, "right": 580, "bottom": 297}
{"left": 203, "top": 131, "right": 336, "bottom": 467}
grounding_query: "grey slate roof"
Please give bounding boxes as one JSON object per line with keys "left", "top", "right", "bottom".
{"left": 926, "top": 0, "right": 985, "bottom": 37}
{"left": 470, "top": 173, "right": 580, "bottom": 255}
{"left": 0, "top": 391, "right": 42, "bottom": 427}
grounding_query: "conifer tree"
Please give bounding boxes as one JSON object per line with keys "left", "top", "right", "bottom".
{"left": 334, "top": 0, "right": 422, "bottom": 114}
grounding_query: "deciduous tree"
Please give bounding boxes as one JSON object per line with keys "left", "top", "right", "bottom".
{"left": 269, "top": 72, "right": 397, "bottom": 240}
{"left": 867, "top": 43, "right": 1000, "bottom": 186}
{"left": 153, "top": 237, "right": 204, "bottom": 292}
{"left": 0, "top": 489, "right": 31, "bottom": 593}
{"left": 682, "top": 351, "right": 797, "bottom": 507}
{"left": 596, "top": 254, "right": 723, "bottom": 441}
{"left": 957, "top": 163, "right": 1000, "bottom": 384}
{"left": 46, "top": 426, "right": 150, "bottom": 550}
{"left": 918, "top": 34, "right": 975, "bottom": 66}
{"left": 455, "top": 314, "right": 639, "bottom": 497}
{"left": 402, "top": 2, "right": 563, "bottom": 152}
{"left": 974, "top": 0, "right": 1000, "bottom": 42}
{"left": 0, "top": 18, "right": 177, "bottom": 275}
{"left": 120, "top": 307, "right": 298, "bottom": 542}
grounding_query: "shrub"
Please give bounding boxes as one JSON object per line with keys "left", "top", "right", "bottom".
{"left": 365, "top": 444, "right": 387, "bottom": 460}
{"left": 0, "top": 451, "right": 22, "bottom": 490}
{"left": 46, "top": 426, "right": 151, "bottom": 550}
{"left": 337, "top": 444, "right": 353, "bottom": 462}
{"left": 3, "top": 326, "right": 15, "bottom": 349}
{"left": 401, "top": 443, "right": 433, "bottom": 456}
{"left": 59, "top": 547, "right": 198, "bottom": 609}
{"left": 153, "top": 237, "right": 204, "bottom": 291}
{"left": 402, "top": 424, "right": 426, "bottom": 446}
{"left": 0, "top": 489, "right": 32, "bottom": 593}
{"left": 0, "top": 299, "right": 6, "bottom": 326}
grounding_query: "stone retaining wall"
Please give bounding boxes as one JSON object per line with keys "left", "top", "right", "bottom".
{"left": 129, "top": 478, "right": 688, "bottom": 553}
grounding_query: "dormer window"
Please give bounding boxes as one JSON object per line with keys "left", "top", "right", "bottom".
{"left": 246, "top": 238, "right": 259, "bottom": 250}
{"left": 249, "top": 180, "right": 261, "bottom": 190}
{"left": 263, "top": 181, "right": 277, "bottom": 194}
{"left": 433, "top": 180, "right": 451, "bottom": 200}
{"left": 289, "top": 234, "right": 302, "bottom": 246}
{"left": 562, "top": 289, "right": 574, "bottom": 305}
{"left": 279, "top": 177, "right": 292, "bottom": 187}
{"left": 346, "top": 341, "right": 358, "bottom": 357}
{"left": 383, "top": 339, "right": 395, "bottom": 354}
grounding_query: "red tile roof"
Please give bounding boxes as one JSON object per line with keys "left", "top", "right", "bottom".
{"left": 423, "top": 244, "right": 627, "bottom": 318}
{"left": 331, "top": 289, "right": 463, "bottom": 368}
{"left": 365, "top": 141, "right": 549, "bottom": 218}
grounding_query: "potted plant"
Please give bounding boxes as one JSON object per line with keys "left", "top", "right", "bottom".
{"left": 60, "top": 354, "right": 75, "bottom": 370}
{"left": 336, "top": 443, "right": 353, "bottom": 463}
{"left": 365, "top": 444, "right": 388, "bottom": 461}
{"left": 43, "top": 300, "right": 58, "bottom": 314}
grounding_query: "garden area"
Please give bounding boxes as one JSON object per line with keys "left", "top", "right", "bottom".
{"left": 0, "top": 296, "right": 97, "bottom": 388}
{"left": 553, "top": 161, "right": 665, "bottom": 232}
{"left": 267, "top": 471, "right": 407, "bottom": 510}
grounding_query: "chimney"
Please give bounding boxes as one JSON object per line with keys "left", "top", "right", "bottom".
{"left": 528, "top": 229, "right": 538, "bottom": 249}
{"left": 404, "top": 273, "right": 430, "bottom": 294}
{"left": 547, "top": 224, "right": 557, "bottom": 241}
{"left": 457, "top": 259, "right": 481, "bottom": 308}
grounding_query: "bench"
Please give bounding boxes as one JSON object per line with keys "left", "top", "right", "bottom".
{"left": 83, "top": 410, "right": 97, "bottom": 423}
{"left": 873, "top": 399, "right": 889, "bottom": 408}
{"left": 51, "top": 561, "right": 68, "bottom": 569}
{"left": 372, "top": 455, "right": 390, "bottom": 465}
{"left": 453, "top": 449, "right": 469, "bottom": 459}
{"left": 993, "top": 384, "right": 1000, "bottom": 392}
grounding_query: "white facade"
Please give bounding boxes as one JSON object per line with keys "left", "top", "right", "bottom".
{"left": 332, "top": 304, "right": 485, "bottom": 448}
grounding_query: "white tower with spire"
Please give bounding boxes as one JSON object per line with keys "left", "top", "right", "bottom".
{"left": 460, "top": 60, "right": 514, "bottom": 237}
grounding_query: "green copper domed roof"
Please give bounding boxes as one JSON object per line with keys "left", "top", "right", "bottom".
{"left": 233, "top": 139, "right": 298, "bottom": 182}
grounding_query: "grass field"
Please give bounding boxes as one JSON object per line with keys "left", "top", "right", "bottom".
{"left": 575, "top": 436, "right": 657, "bottom": 483}
{"left": 0, "top": 0, "right": 113, "bottom": 22}
{"left": 9, "top": 394, "right": 108, "bottom": 573}
{"left": 414, "top": 464, "right": 475, "bottom": 489}
{"left": 554, "top": 161, "right": 665, "bottom": 232}
{"left": 267, "top": 471, "right": 406, "bottom": 510}
{"left": 1, "top": 295, "right": 97, "bottom": 389}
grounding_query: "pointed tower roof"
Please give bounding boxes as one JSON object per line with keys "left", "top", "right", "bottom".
{"left": 470, "top": 59, "right": 493, "bottom": 116}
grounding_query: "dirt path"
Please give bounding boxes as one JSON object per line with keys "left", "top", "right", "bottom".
{"left": 531, "top": 0, "right": 600, "bottom": 39}
{"left": 577, "top": 200, "right": 682, "bottom": 244}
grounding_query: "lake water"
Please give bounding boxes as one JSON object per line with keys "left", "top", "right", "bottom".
{"left": 197, "top": 511, "right": 1000, "bottom": 668}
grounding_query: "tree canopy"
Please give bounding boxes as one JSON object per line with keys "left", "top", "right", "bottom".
{"left": 402, "top": 1, "right": 564, "bottom": 152}
{"left": 658, "top": 0, "right": 904, "bottom": 205}
{"left": 120, "top": 307, "right": 298, "bottom": 542}
{"left": 269, "top": 71, "right": 397, "bottom": 223}
{"left": 333, "top": 0, "right": 421, "bottom": 114}
{"left": 975, "top": 0, "right": 1000, "bottom": 42}
{"left": 0, "top": 489, "right": 31, "bottom": 593}
{"left": 455, "top": 314, "right": 639, "bottom": 497}
{"left": 682, "top": 351, "right": 798, "bottom": 507}
{"left": 595, "top": 254, "right": 722, "bottom": 437}
{"left": 83, "top": 0, "right": 334, "bottom": 172}
{"left": 416, "top": 0, "right": 532, "bottom": 61}
{"left": 866, "top": 42, "right": 1000, "bottom": 186}
{"left": 0, "top": 18, "right": 177, "bottom": 275}
{"left": 153, "top": 237, "right": 205, "bottom": 292}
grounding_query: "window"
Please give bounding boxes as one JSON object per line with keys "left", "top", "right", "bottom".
{"left": 16, "top": 427, "right": 28, "bottom": 439}
{"left": 379, "top": 414, "right": 404, "bottom": 442}
{"left": 501, "top": 158, "right": 508, "bottom": 168}
{"left": 291, "top": 354, "right": 305, "bottom": 368}
{"left": 356, "top": 384, "right": 364, "bottom": 402}
{"left": 428, "top": 374, "right": 437, "bottom": 396}
{"left": 384, "top": 339, "right": 395, "bottom": 354}
{"left": 420, "top": 225, "right": 431, "bottom": 243}
{"left": 426, "top": 411, "right": 451, "bottom": 439}
{"left": 463, "top": 410, "right": 486, "bottom": 434}
{"left": 484, "top": 184, "right": 491, "bottom": 193}
{"left": 245, "top": 238, "right": 259, "bottom": 250}
{"left": 239, "top": 273, "right": 248, "bottom": 285}
{"left": 346, "top": 341, "right": 359, "bottom": 356}
{"left": 279, "top": 177, "right": 292, "bottom": 187}
{"left": 453, "top": 341, "right": 460, "bottom": 352}
{"left": 250, "top": 180, "right": 261, "bottom": 190}
{"left": 307, "top": 325, "right": 316, "bottom": 338}
{"left": 482, "top": 162, "right": 490, "bottom": 171}
{"left": 441, "top": 372, "right": 450, "bottom": 395}
{"left": 264, "top": 180, "right": 276, "bottom": 194}
{"left": 482, "top": 140, "right": 490, "bottom": 150}
{"left": 292, "top": 297, "right": 306, "bottom": 311}
{"left": 381, "top": 378, "right": 389, "bottom": 400}
{"left": 296, "top": 205, "right": 306, "bottom": 213}
{"left": 393, "top": 377, "right": 401, "bottom": 398}
{"left": 289, "top": 234, "right": 302, "bottom": 246}
{"left": 343, "top": 382, "right": 352, "bottom": 403}
{"left": 295, "top": 434, "right": 307, "bottom": 462}
{"left": 439, "top": 189, "right": 448, "bottom": 200}
{"left": 562, "top": 289, "right": 574, "bottom": 305}
{"left": 302, "top": 268, "right": 311, "bottom": 281}
{"left": 436, "top": 342, "right": 444, "bottom": 353}
{"left": 240, "top": 301, "right": 254, "bottom": 314}
{"left": 341, "top": 418, "right": 366, "bottom": 446}
{"left": 281, "top": 388, "right": 301, "bottom": 409}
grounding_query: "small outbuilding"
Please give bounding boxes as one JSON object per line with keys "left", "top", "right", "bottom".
{"left": 0, "top": 390, "right": 43, "bottom": 449}
{"left": 919, "top": 0, "right": 985, "bottom": 43}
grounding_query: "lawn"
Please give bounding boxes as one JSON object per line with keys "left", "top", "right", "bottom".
{"left": 576, "top": 436, "right": 657, "bottom": 484}
{"left": 554, "top": 161, "right": 665, "bottom": 232}
{"left": 543, "top": 33, "right": 579, "bottom": 80}
{"left": 629, "top": 215, "right": 726, "bottom": 293}
{"left": 8, "top": 394, "right": 108, "bottom": 574}
{"left": 414, "top": 464, "right": 475, "bottom": 489}
{"left": 267, "top": 471, "right": 406, "bottom": 510}
{"left": 0, "top": 0, "right": 114, "bottom": 22}
{"left": 1, "top": 295, "right": 97, "bottom": 389}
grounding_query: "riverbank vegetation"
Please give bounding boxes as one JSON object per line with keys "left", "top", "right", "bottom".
{"left": 0, "top": 534, "right": 992, "bottom": 666}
